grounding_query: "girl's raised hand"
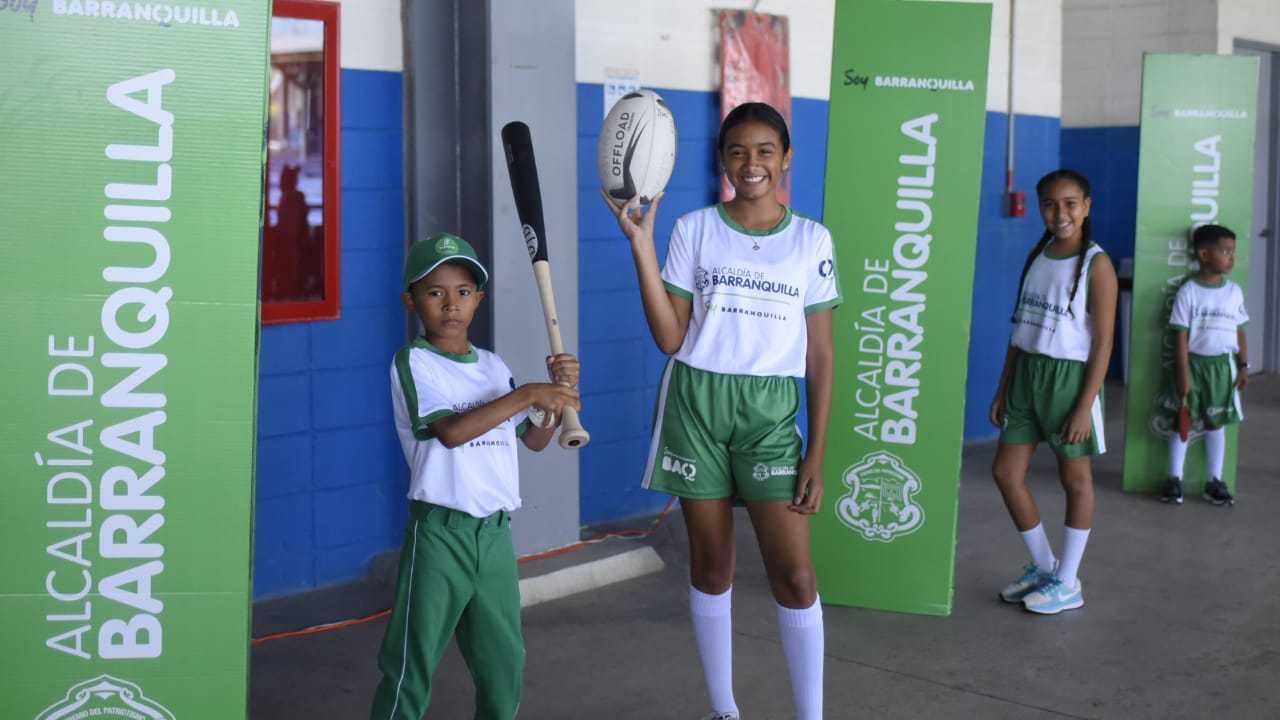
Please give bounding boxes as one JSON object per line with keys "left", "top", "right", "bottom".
{"left": 601, "top": 189, "right": 664, "bottom": 245}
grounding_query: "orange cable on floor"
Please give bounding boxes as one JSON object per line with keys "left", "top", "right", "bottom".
{"left": 250, "top": 496, "right": 678, "bottom": 646}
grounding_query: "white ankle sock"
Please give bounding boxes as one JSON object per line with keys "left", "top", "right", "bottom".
{"left": 1206, "top": 427, "right": 1226, "bottom": 480}
{"left": 777, "top": 596, "right": 824, "bottom": 720}
{"left": 690, "top": 586, "right": 737, "bottom": 714}
{"left": 1168, "top": 435, "right": 1188, "bottom": 479}
{"left": 1019, "top": 523, "right": 1056, "bottom": 571}
{"left": 1056, "top": 526, "right": 1091, "bottom": 587}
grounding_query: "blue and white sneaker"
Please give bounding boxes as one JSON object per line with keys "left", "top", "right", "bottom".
{"left": 700, "top": 713, "right": 740, "bottom": 720}
{"left": 999, "top": 564, "right": 1053, "bottom": 603}
{"left": 1022, "top": 575, "right": 1084, "bottom": 615}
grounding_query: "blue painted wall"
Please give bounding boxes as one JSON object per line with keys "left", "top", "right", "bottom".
{"left": 1061, "top": 126, "right": 1140, "bottom": 263}
{"left": 254, "top": 68, "right": 408, "bottom": 600}
{"left": 965, "top": 112, "right": 1063, "bottom": 441}
{"left": 576, "top": 86, "right": 722, "bottom": 526}
{"left": 1059, "top": 125, "right": 1140, "bottom": 381}
{"left": 251, "top": 77, "right": 1081, "bottom": 595}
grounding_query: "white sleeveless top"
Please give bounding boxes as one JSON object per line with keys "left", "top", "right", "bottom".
{"left": 1009, "top": 242, "right": 1106, "bottom": 362}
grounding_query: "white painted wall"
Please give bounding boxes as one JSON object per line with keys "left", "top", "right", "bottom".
{"left": 575, "top": 0, "right": 836, "bottom": 99}
{"left": 933, "top": 0, "right": 1063, "bottom": 117}
{"left": 313, "top": 0, "right": 403, "bottom": 71}
{"left": 1062, "top": 0, "right": 1280, "bottom": 127}
{"left": 1219, "top": 0, "right": 1280, "bottom": 51}
{"left": 576, "top": 0, "right": 1061, "bottom": 116}
{"left": 1062, "top": 0, "right": 1218, "bottom": 127}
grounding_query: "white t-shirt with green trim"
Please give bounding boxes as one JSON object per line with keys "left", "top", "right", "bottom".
{"left": 1169, "top": 277, "right": 1248, "bottom": 356}
{"left": 390, "top": 339, "right": 530, "bottom": 518}
{"left": 1010, "top": 242, "right": 1106, "bottom": 362}
{"left": 660, "top": 204, "right": 842, "bottom": 378}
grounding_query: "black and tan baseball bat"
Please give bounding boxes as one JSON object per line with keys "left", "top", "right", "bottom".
{"left": 501, "top": 121, "right": 590, "bottom": 449}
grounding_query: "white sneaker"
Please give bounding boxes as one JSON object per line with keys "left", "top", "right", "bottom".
{"left": 700, "top": 713, "right": 740, "bottom": 720}
{"left": 1023, "top": 576, "right": 1084, "bottom": 615}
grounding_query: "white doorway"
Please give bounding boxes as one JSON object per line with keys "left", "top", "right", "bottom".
{"left": 1237, "top": 43, "right": 1279, "bottom": 373}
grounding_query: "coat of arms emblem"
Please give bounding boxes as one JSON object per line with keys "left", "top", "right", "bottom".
{"left": 835, "top": 450, "right": 925, "bottom": 542}
{"left": 37, "top": 675, "right": 175, "bottom": 720}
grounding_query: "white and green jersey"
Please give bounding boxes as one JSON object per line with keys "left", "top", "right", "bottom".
{"left": 390, "top": 339, "right": 530, "bottom": 518}
{"left": 661, "top": 204, "right": 842, "bottom": 378}
{"left": 1010, "top": 242, "right": 1106, "bottom": 362}
{"left": 1169, "top": 276, "right": 1248, "bottom": 356}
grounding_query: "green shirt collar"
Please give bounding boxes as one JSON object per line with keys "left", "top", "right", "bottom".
{"left": 716, "top": 202, "right": 793, "bottom": 237}
{"left": 414, "top": 337, "right": 478, "bottom": 363}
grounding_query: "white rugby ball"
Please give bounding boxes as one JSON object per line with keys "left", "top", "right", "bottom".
{"left": 597, "top": 89, "right": 677, "bottom": 207}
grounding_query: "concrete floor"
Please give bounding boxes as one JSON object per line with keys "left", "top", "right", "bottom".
{"left": 250, "top": 377, "right": 1280, "bottom": 719}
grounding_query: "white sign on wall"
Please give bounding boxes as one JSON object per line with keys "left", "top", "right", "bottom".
{"left": 604, "top": 67, "right": 640, "bottom": 118}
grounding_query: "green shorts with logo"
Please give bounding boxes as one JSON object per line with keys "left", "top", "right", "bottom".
{"left": 1159, "top": 352, "right": 1243, "bottom": 429}
{"left": 1000, "top": 352, "right": 1105, "bottom": 458}
{"left": 643, "top": 360, "right": 802, "bottom": 501}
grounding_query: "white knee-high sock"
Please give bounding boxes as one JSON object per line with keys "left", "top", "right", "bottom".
{"left": 777, "top": 596, "right": 824, "bottom": 720}
{"left": 1056, "top": 526, "right": 1091, "bottom": 587}
{"left": 1168, "top": 435, "right": 1188, "bottom": 479}
{"left": 1206, "top": 427, "right": 1226, "bottom": 480}
{"left": 690, "top": 586, "right": 737, "bottom": 714}
{"left": 1019, "top": 523, "right": 1057, "bottom": 572}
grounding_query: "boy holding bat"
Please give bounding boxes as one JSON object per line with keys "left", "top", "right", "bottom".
{"left": 369, "top": 233, "right": 581, "bottom": 719}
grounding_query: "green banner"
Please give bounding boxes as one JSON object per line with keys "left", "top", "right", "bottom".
{"left": 812, "top": 0, "right": 990, "bottom": 616}
{"left": 1122, "top": 54, "right": 1258, "bottom": 496}
{"left": 1, "top": 3, "right": 268, "bottom": 717}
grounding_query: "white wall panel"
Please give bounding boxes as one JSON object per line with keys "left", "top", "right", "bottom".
{"left": 1062, "top": 0, "right": 1219, "bottom": 127}
{"left": 316, "top": 0, "right": 403, "bottom": 72}
{"left": 939, "top": 0, "right": 1062, "bottom": 116}
{"left": 1060, "top": 0, "right": 1280, "bottom": 127}
{"left": 1172, "top": 0, "right": 1217, "bottom": 33}
{"left": 1219, "top": 0, "right": 1280, "bottom": 51}
{"left": 576, "top": 0, "right": 835, "bottom": 99}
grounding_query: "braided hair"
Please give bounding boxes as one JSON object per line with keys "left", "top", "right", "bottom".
{"left": 1009, "top": 169, "right": 1093, "bottom": 322}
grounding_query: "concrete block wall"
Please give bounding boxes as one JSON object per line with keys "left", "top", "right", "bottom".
{"left": 1218, "top": 0, "right": 1280, "bottom": 53}
{"left": 1061, "top": 0, "right": 1219, "bottom": 264}
{"left": 254, "top": 0, "right": 407, "bottom": 600}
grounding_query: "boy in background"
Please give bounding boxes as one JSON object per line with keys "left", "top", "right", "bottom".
{"left": 1162, "top": 224, "right": 1249, "bottom": 506}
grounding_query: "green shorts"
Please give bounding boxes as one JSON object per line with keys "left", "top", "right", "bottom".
{"left": 643, "top": 360, "right": 802, "bottom": 501}
{"left": 1159, "top": 352, "right": 1243, "bottom": 429}
{"left": 1000, "top": 352, "right": 1105, "bottom": 458}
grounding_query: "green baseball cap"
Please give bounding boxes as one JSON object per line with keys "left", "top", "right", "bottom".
{"left": 403, "top": 233, "right": 489, "bottom": 290}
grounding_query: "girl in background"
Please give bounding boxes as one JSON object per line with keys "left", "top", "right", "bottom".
{"left": 989, "top": 169, "right": 1118, "bottom": 615}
